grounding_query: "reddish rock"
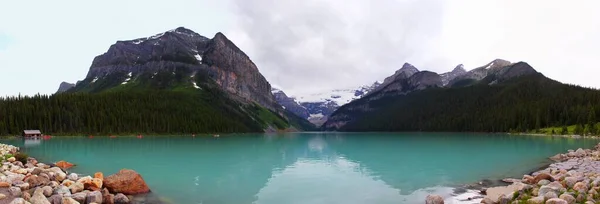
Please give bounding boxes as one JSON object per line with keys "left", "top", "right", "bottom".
{"left": 55, "top": 161, "right": 75, "bottom": 170}
{"left": 0, "top": 182, "right": 10, "bottom": 188}
{"left": 104, "top": 169, "right": 150, "bottom": 195}
{"left": 94, "top": 172, "right": 104, "bottom": 180}
{"left": 85, "top": 178, "right": 103, "bottom": 191}
{"left": 534, "top": 173, "right": 555, "bottom": 184}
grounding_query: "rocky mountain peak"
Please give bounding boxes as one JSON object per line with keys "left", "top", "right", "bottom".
{"left": 56, "top": 82, "right": 75, "bottom": 93}
{"left": 453, "top": 64, "right": 466, "bottom": 72}
{"left": 484, "top": 59, "right": 512, "bottom": 70}
{"left": 73, "top": 27, "right": 279, "bottom": 111}
{"left": 396, "top": 63, "right": 420, "bottom": 77}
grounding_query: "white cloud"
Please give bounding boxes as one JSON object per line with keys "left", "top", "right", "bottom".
{"left": 1, "top": 0, "right": 599, "bottom": 96}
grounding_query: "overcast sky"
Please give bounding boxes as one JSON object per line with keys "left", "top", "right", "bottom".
{"left": 1, "top": 0, "right": 599, "bottom": 97}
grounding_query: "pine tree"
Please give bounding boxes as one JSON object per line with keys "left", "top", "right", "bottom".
{"left": 561, "top": 125, "right": 568, "bottom": 135}
{"left": 575, "top": 124, "right": 585, "bottom": 136}
{"left": 587, "top": 107, "right": 597, "bottom": 135}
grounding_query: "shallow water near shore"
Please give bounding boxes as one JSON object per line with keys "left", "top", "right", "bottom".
{"left": 1, "top": 132, "right": 597, "bottom": 204}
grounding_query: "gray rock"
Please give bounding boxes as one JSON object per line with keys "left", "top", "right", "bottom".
{"left": 8, "top": 186, "right": 21, "bottom": 196}
{"left": 15, "top": 182, "right": 30, "bottom": 191}
{"left": 114, "top": 193, "right": 130, "bottom": 204}
{"left": 539, "top": 181, "right": 565, "bottom": 196}
{"left": 8, "top": 198, "right": 30, "bottom": 204}
{"left": 538, "top": 179, "right": 551, "bottom": 186}
{"left": 47, "top": 194, "right": 63, "bottom": 204}
{"left": 6, "top": 174, "right": 25, "bottom": 183}
{"left": 559, "top": 193, "right": 576, "bottom": 204}
{"left": 31, "top": 168, "right": 43, "bottom": 175}
{"left": 573, "top": 182, "right": 588, "bottom": 193}
{"left": 480, "top": 197, "right": 494, "bottom": 204}
{"left": 71, "top": 192, "right": 87, "bottom": 203}
{"left": 41, "top": 186, "right": 53, "bottom": 197}
{"left": 54, "top": 186, "right": 71, "bottom": 197}
{"left": 544, "top": 191, "right": 559, "bottom": 200}
{"left": 55, "top": 172, "right": 66, "bottom": 182}
{"left": 546, "top": 198, "right": 568, "bottom": 204}
{"left": 576, "top": 148, "right": 587, "bottom": 157}
{"left": 565, "top": 177, "right": 579, "bottom": 188}
{"left": 61, "top": 197, "right": 80, "bottom": 204}
{"left": 30, "top": 188, "right": 51, "bottom": 204}
{"left": 67, "top": 173, "right": 78, "bottom": 181}
{"left": 69, "top": 182, "right": 84, "bottom": 194}
{"left": 498, "top": 194, "right": 512, "bottom": 204}
{"left": 527, "top": 196, "right": 545, "bottom": 204}
{"left": 85, "top": 191, "right": 102, "bottom": 204}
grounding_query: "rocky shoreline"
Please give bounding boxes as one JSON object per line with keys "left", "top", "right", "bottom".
{"left": 427, "top": 143, "right": 600, "bottom": 204}
{"left": 0, "top": 143, "right": 151, "bottom": 204}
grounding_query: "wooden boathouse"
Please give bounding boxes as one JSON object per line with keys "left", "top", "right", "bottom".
{"left": 22, "top": 130, "right": 42, "bottom": 139}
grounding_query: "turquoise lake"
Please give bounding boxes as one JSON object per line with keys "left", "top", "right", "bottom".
{"left": 1, "top": 132, "right": 597, "bottom": 204}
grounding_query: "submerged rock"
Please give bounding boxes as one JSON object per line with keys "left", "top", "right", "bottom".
{"left": 55, "top": 161, "right": 75, "bottom": 170}
{"left": 104, "top": 169, "right": 150, "bottom": 195}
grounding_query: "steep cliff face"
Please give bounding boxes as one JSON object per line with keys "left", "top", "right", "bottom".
{"left": 73, "top": 27, "right": 279, "bottom": 111}
{"left": 272, "top": 88, "right": 310, "bottom": 119}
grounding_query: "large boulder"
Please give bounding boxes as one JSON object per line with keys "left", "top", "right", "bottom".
{"left": 55, "top": 161, "right": 75, "bottom": 170}
{"left": 425, "top": 194, "right": 444, "bottom": 204}
{"left": 104, "top": 169, "right": 150, "bottom": 194}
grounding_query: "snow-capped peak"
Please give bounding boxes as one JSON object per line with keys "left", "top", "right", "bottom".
{"left": 293, "top": 83, "right": 379, "bottom": 106}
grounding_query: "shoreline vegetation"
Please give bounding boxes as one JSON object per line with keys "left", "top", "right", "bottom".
{"left": 0, "top": 143, "right": 151, "bottom": 204}
{"left": 427, "top": 142, "right": 600, "bottom": 204}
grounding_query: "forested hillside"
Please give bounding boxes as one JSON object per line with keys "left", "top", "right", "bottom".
{"left": 0, "top": 89, "right": 307, "bottom": 135}
{"left": 325, "top": 73, "right": 600, "bottom": 133}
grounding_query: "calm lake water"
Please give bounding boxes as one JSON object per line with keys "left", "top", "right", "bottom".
{"left": 1, "top": 133, "right": 597, "bottom": 204}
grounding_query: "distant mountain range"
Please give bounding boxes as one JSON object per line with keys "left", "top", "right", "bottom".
{"left": 322, "top": 59, "right": 600, "bottom": 133}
